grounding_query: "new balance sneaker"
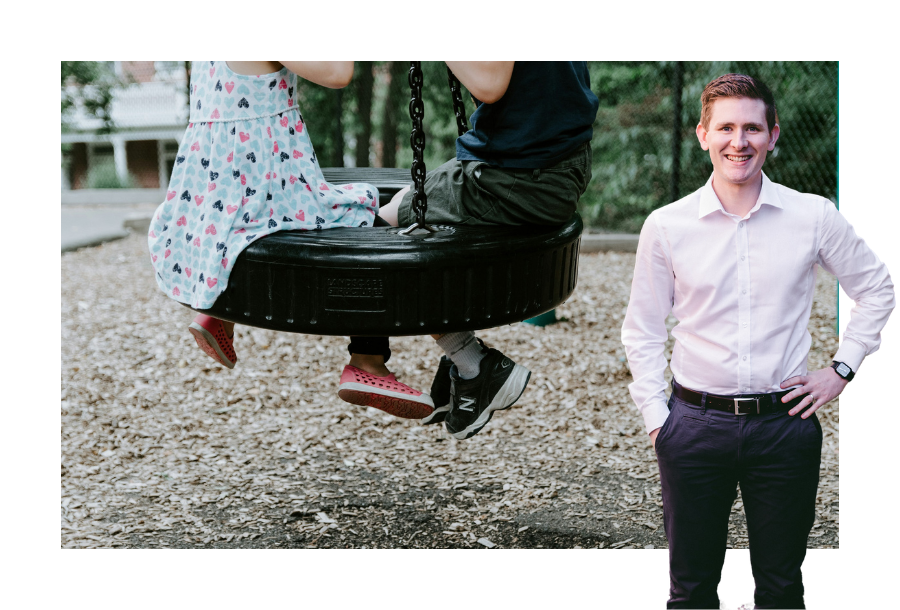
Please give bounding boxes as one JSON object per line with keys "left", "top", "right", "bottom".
{"left": 421, "top": 356, "right": 453, "bottom": 425}
{"left": 338, "top": 365, "right": 434, "bottom": 419}
{"left": 444, "top": 349, "right": 531, "bottom": 440}
{"left": 188, "top": 314, "right": 237, "bottom": 369}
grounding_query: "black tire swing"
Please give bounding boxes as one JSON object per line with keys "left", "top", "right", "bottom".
{"left": 194, "top": 63, "right": 584, "bottom": 336}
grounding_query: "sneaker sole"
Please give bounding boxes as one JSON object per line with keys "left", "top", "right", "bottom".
{"left": 420, "top": 403, "right": 450, "bottom": 425}
{"left": 447, "top": 364, "right": 531, "bottom": 440}
{"left": 338, "top": 383, "right": 434, "bottom": 420}
{"left": 188, "top": 323, "right": 236, "bottom": 369}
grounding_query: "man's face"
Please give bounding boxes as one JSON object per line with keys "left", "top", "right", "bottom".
{"left": 696, "top": 96, "right": 780, "bottom": 188}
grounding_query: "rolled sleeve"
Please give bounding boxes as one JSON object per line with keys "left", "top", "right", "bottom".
{"left": 622, "top": 212, "right": 675, "bottom": 434}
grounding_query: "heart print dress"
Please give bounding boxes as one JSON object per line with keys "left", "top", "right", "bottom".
{"left": 148, "top": 61, "right": 378, "bottom": 309}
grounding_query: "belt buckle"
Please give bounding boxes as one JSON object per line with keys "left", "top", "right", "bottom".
{"left": 733, "top": 397, "right": 759, "bottom": 415}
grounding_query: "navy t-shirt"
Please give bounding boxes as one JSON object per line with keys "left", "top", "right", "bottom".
{"left": 455, "top": 61, "right": 599, "bottom": 169}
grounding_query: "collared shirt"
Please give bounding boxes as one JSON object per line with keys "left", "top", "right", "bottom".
{"left": 622, "top": 173, "right": 895, "bottom": 434}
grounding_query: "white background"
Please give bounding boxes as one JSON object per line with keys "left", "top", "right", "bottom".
{"left": 19, "top": 2, "right": 900, "bottom": 608}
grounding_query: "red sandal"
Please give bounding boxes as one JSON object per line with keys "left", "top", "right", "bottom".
{"left": 338, "top": 365, "right": 434, "bottom": 419}
{"left": 188, "top": 314, "right": 237, "bottom": 369}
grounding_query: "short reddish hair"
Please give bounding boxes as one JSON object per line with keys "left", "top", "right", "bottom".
{"left": 700, "top": 73, "right": 778, "bottom": 132}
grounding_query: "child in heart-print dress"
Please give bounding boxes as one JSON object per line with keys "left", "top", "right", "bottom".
{"left": 149, "top": 61, "right": 435, "bottom": 419}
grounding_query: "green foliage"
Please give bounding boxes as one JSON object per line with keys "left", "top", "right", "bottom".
{"left": 581, "top": 61, "right": 837, "bottom": 232}
{"left": 60, "top": 61, "right": 836, "bottom": 229}
{"left": 85, "top": 162, "right": 135, "bottom": 189}
{"left": 61, "top": 61, "right": 123, "bottom": 134}
{"left": 300, "top": 62, "right": 471, "bottom": 172}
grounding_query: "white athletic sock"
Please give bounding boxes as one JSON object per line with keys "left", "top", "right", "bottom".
{"left": 436, "top": 331, "right": 485, "bottom": 380}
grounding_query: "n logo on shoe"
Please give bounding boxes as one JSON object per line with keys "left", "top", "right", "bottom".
{"left": 458, "top": 396, "right": 476, "bottom": 412}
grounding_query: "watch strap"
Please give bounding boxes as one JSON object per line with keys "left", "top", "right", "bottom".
{"left": 831, "top": 361, "right": 855, "bottom": 381}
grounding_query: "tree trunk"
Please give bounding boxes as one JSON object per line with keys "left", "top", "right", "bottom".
{"left": 184, "top": 61, "right": 192, "bottom": 112}
{"left": 355, "top": 62, "right": 374, "bottom": 168}
{"left": 332, "top": 89, "right": 344, "bottom": 167}
{"left": 381, "top": 61, "right": 407, "bottom": 168}
{"left": 670, "top": 61, "right": 684, "bottom": 203}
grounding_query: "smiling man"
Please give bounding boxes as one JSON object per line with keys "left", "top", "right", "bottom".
{"left": 622, "top": 74, "right": 894, "bottom": 608}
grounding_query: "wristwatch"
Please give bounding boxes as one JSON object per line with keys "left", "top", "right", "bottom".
{"left": 831, "top": 361, "right": 855, "bottom": 381}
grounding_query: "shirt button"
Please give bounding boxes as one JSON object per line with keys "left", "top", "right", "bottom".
{"left": 739, "top": 222, "right": 744, "bottom": 228}
{"left": 743, "top": 356, "right": 747, "bottom": 361}
{"left": 742, "top": 289, "right": 747, "bottom": 294}
{"left": 743, "top": 323, "right": 748, "bottom": 327}
{"left": 741, "top": 256, "right": 745, "bottom": 261}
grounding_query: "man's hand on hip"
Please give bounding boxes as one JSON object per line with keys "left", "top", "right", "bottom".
{"left": 649, "top": 427, "right": 661, "bottom": 449}
{"left": 780, "top": 367, "right": 849, "bottom": 419}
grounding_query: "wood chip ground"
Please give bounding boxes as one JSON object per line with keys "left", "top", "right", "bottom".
{"left": 61, "top": 234, "right": 839, "bottom": 549}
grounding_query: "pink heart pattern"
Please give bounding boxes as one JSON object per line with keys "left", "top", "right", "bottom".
{"left": 149, "top": 61, "right": 379, "bottom": 309}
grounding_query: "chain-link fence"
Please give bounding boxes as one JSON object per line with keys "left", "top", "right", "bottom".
{"left": 61, "top": 61, "right": 837, "bottom": 232}
{"left": 583, "top": 61, "right": 838, "bottom": 232}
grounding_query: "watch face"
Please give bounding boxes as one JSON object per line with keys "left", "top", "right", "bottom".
{"left": 836, "top": 363, "right": 851, "bottom": 376}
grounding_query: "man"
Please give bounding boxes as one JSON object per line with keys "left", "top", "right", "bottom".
{"left": 621, "top": 73, "right": 894, "bottom": 609}
{"left": 350, "top": 61, "right": 598, "bottom": 440}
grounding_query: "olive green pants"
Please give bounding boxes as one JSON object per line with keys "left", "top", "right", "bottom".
{"left": 398, "top": 142, "right": 592, "bottom": 227}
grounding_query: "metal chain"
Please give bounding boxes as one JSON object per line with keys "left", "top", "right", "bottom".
{"left": 399, "top": 61, "right": 434, "bottom": 234}
{"left": 447, "top": 67, "right": 469, "bottom": 137}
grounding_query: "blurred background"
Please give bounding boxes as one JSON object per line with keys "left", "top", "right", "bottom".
{"left": 61, "top": 61, "right": 837, "bottom": 233}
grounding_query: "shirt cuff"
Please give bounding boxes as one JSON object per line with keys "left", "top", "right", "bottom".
{"left": 834, "top": 338, "right": 867, "bottom": 374}
{"left": 643, "top": 401, "right": 671, "bottom": 435}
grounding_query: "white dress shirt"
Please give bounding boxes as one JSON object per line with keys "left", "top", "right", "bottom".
{"left": 622, "top": 173, "right": 895, "bottom": 434}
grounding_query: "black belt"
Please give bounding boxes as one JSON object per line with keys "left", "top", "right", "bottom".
{"left": 672, "top": 380, "right": 803, "bottom": 415}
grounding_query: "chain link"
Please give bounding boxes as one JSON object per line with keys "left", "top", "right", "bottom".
{"left": 447, "top": 67, "right": 469, "bottom": 137}
{"left": 401, "top": 63, "right": 469, "bottom": 235}
{"left": 406, "top": 61, "right": 428, "bottom": 228}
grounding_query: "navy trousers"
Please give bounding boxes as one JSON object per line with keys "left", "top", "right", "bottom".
{"left": 655, "top": 390, "right": 822, "bottom": 609}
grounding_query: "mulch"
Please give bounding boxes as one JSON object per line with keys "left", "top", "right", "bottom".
{"left": 61, "top": 233, "right": 838, "bottom": 549}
